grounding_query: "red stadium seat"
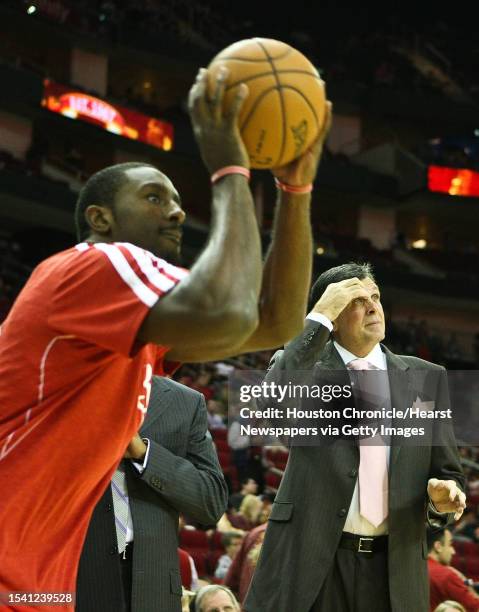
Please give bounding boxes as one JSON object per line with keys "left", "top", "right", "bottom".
{"left": 265, "top": 471, "right": 282, "bottom": 489}
{"left": 213, "top": 439, "right": 230, "bottom": 452}
{"left": 189, "top": 550, "right": 208, "bottom": 577}
{"left": 211, "top": 428, "right": 228, "bottom": 441}
{"left": 465, "top": 557, "right": 479, "bottom": 580}
{"left": 218, "top": 451, "right": 231, "bottom": 469}
{"left": 179, "top": 529, "right": 209, "bottom": 549}
{"left": 453, "top": 540, "right": 479, "bottom": 558}
{"left": 451, "top": 554, "right": 467, "bottom": 575}
{"left": 211, "top": 530, "right": 225, "bottom": 551}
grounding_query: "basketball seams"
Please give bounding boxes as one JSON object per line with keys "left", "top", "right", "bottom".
{"left": 209, "top": 38, "right": 324, "bottom": 168}
{"left": 282, "top": 85, "right": 321, "bottom": 129}
{"left": 256, "top": 39, "right": 287, "bottom": 166}
{"left": 224, "top": 70, "right": 321, "bottom": 90}
{"left": 216, "top": 40, "right": 294, "bottom": 63}
{"left": 239, "top": 86, "right": 278, "bottom": 132}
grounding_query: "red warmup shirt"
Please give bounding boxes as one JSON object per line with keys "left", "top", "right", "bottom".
{"left": 428, "top": 557, "right": 479, "bottom": 611}
{"left": 0, "top": 242, "right": 188, "bottom": 611}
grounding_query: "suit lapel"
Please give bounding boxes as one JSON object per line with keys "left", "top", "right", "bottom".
{"left": 139, "top": 376, "right": 172, "bottom": 436}
{"left": 315, "top": 340, "right": 346, "bottom": 371}
{"left": 383, "top": 346, "right": 411, "bottom": 467}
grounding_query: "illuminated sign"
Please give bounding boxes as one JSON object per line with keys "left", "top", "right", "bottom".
{"left": 428, "top": 165, "right": 479, "bottom": 197}
{"left": 41, "top": 79, "right": 173, "bottom": 151}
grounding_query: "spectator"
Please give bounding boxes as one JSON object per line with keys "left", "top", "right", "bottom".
{"left": 206, "top": 399, "right": 227, "bottom": 430}
{"left": 193, "top": 584, "right": 240, "bottom": 612}
{"left": 214, "top": 532, "right": 244, "bottom": 580}
{"left": 427, "top": 527, "right": 479, "bottom": 611}
{"left": 229, "top": 478, "right": 258, "bottom": 511}
{"left": 224, "top": 523, "right": 267, "bottom": 604}
{"left": 230, "top": 494, "right": 262, "bottom": 531}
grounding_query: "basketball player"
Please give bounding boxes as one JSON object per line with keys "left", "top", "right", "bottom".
{"left": 0, "top": 65, "right": 331, "bottom": 610}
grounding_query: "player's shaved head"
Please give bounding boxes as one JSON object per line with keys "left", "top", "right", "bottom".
{"left": 75, "top": 162, "right": 155, "bottom": 242}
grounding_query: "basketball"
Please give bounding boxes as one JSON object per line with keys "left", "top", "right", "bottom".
{"left": 208, "top": 37, "right": 326, "bottom": 169}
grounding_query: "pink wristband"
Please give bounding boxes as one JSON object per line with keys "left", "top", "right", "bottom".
{"left": 274, "top": 177, "right": 313, "bottom": 194}
{"left": 211, "top": 165, "right": 250, "bottom": 184}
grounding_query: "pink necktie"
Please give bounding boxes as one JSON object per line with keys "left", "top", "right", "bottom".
{"left": 348, "top": 358, "right": 388, "bottom": 527}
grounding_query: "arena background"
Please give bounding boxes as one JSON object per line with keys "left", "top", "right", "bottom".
{"left": 1, "top": 0, "right": 479, "bottom": 598}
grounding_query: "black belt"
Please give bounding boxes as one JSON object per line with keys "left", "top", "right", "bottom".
{"left": 339, "top": 532, "right": 388, "bottom": 554}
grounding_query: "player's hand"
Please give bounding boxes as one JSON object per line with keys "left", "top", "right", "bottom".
{"left": 427, "top": 478, "right": 466, "bottom": 520}
{"left": 310, "top": 277, "right": 370, "bottom": 322}
{"left": 188, "top": 66, "right": 250, "bottom": 174}
{"left": 271, "top": 98, "right": 332, "bottom": 187}
{"left": 124, "top": 433, "right": 147, "bottom": 461}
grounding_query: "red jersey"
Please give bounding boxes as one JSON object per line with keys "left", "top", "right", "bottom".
{"left": 0, "top": 242, "right": 188, "bottom": 611}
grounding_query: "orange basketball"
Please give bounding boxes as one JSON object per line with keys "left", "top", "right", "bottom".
{"left": 208, "top": 37, "right": 326, "bottom": 169}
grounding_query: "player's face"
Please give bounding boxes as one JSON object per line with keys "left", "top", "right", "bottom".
{"left": 333, "top": 276, "right": 385, "bottom": 356}
{"left": 112, "top": 166, "right": 186, "bottom": 261}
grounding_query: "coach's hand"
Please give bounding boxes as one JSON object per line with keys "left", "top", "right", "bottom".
{"left": 271, "top": 98, "right": 332, "bottom": 187}
{"left": 124, "top": 433, "right": 147, "bottom": 461}
{"left": 310, "top": 277, "right": 370, "bottom": 323}
{"left": 188, "top": 66, "right": 250, "bottom": 174}
{"left": 428, "top": 478, "right": 466, "bottom": 520}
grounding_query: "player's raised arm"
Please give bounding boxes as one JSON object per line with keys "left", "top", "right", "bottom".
{"left": 137, "top": 67, "right": 262, "bottom": 360}
{"left": 233, "top": 101, "right": 333, "bottom": 355}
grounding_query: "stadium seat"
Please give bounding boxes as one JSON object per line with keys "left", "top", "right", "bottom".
{"left": 211, "top": 530, "right": 225, "bottom": 551}
{"left": 179, "top": 529, "right": 209, "bottom": 549}
{"left": 211, "top": 428, "right": 228, "bottom": 441}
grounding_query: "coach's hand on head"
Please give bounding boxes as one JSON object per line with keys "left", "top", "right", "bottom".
{"left": 310, "top": 277, "right": 370, "bottom": 323}
{"left": 271, "top": 98, "right": 333, "bottom": 188}
{"left": 188, "top": 65, "right": 250, "bottom": 173}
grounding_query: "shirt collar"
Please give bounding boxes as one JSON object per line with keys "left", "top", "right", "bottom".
{"left": 333, "top": 341, "right": 387, "bottom": 370}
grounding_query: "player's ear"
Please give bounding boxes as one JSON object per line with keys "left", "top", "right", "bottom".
{"left": 85, "top": 204, "right": 114, "bottom": 236}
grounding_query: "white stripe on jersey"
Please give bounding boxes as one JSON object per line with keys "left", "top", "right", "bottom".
{"left": 161, "top": 259, "right": 189, "bottom": 280}
{"left": 119, "top": 243, "right": 177, "bottom": 292}
{"left": 93, "top": 243, "right": 160, "bottom": 307}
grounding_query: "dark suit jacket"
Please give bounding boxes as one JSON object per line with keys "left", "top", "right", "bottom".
{"left": 76, "top": 376, "right": 228, "bottom": 612}
{"left": 244, "top": 321, "right": 464, "bottom": 612}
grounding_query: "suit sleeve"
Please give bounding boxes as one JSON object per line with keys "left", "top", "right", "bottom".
{"left": 253, "top": 321, "right": 331, "bottom": 445}
{"left": 427, "top": 367, "right": 465, "bottom": 528}
{"left": 138, "top": 393, "right": 228, "bottom": 525}
{"left": 269, "top": 320, "right": 331, "bottom": 373}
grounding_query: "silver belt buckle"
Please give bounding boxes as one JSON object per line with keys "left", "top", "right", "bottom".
{"left": 358, "top": 536, "right": 374, "bottom": 553}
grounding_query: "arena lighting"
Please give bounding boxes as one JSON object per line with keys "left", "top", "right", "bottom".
{"left": 411, "top": 239, "right": 427, "bottom": 249}
{"left": 428, "top": 165, "right": 479, "bottom": 197}
{"left": 27, "top": 5, "right": 36, "bottom": 14}
{"left": 41, "top": 79, "right": 174, "bottom": 151}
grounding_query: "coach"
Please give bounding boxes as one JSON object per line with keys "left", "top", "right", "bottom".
{"left": 245, "top": 262, "right": 465, "bottom": 612}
